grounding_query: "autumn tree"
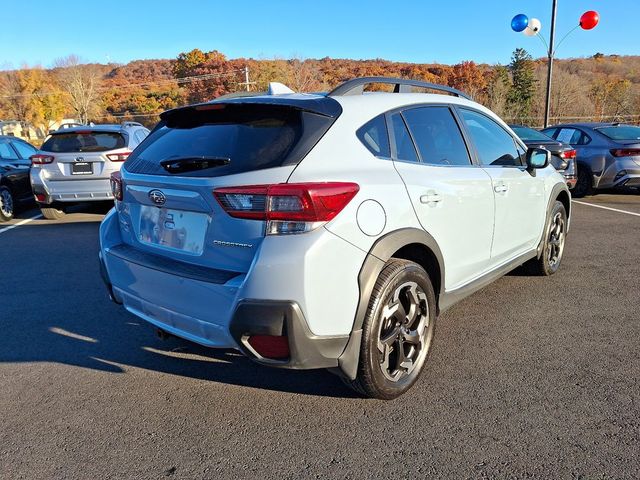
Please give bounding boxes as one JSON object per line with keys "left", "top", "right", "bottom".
{"left": 590, "top": 78, "right": 632, "bottom": 121}
{"left": 54, "top": 55, "right": 102, "bottom": 124}
{"left": 173, "top": 49, "right": 245, "bottom": 102}
{"left": 485, "top": 66, "right": 511, "bottom": 117}
{"left": 448, "top": 61, "right": 488, "bottom": 101}
{"left": 0, "top": 67, "right": 65, "bottom": 137}
{"left": 507, "top": 48, "right": 537, "bottom": 122}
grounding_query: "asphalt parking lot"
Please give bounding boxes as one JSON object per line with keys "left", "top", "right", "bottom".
{"left": 1, "top": 193, "right": 639, "bottom": 479}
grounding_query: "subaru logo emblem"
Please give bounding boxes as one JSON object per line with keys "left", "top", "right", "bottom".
{"left": 148, "top": 189, "right": 166, "bottom": 205}
{"left": 75, "top": 156, "right": 84, "bottom": 162}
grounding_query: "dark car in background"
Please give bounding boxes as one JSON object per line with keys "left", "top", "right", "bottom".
{"left": 510, "top": 125, "right": 577, "bottom": 190}
{"left": 541, "top": 123, "right": 640, "bottom": 197}
{"left": 0, "top": 136, "right": 37, "bottom": 222}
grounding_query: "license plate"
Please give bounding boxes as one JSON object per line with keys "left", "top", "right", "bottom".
{"left": 71, "top": 162, "right": 93, "bottom": 175}
{"left": 138, "top": 205, "right": 209, "bottom": 255}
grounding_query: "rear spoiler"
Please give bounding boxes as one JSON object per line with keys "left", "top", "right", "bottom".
{"left": 160, "top": 94, "right": 342, "bottom": 122}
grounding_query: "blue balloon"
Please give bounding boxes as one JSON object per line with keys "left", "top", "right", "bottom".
{"left": 511, "top": 14, "right": 529, "bottom": 32}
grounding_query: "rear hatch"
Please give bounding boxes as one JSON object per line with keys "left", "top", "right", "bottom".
{"left": 40, "top": 130, "right": 128, "bottom": 179}
{"left": 118, "top": 98, "right": 341, "bottom": 274}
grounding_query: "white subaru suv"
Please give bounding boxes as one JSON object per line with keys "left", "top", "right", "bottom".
{"left": 99, "top": 77, "right": 570, "bottom": 399}
{"left": 30, "top": 122, "right": 150, "bottom": 219}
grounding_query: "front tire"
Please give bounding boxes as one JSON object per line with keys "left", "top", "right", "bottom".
{"left": 524, "top": 200, "right": 568, "bottom": 276}
{"left": 347, "top": 259, "right": 436, "bottom": 400}
{"left": 40, "top": 206, "right": 66, "bottom": 220}
{"left": 0, "top": 186, "right": 15, "bottom": 222}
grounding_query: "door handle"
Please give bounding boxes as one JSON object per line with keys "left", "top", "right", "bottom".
{"left": 420, "top": 192, "right": 442, "bottom": 204}
{"left": 494, "top": 183, "right": 508, "bottom": 193}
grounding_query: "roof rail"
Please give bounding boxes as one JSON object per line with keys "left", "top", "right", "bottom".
{"left": 327, "top": 76, "right": 471, "bottom": 100}
{"left": 121, "top": 121, "right": 143, "bottom": 127}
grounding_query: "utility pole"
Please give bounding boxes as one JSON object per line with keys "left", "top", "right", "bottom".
{"left": 238, "top": 66, "right": 256, "bottom": 92}
{"left": 544, "top": 0, "right": 558, "bottom": 128}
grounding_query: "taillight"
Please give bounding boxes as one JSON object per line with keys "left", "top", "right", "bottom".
{"left": 247, "top": 335, "right": 290, "bottom": 360}
{"left": 30, "top": 154, "right": 54, "bottom": 165}
{"left": 560, "top": 149, "right": 577, "bottom": 159}
{"left": 110, "top": 171, "right": 123, "bottom": 201}
{"left": 610, "top": 148, "right": 640, "bottom": 158}
{"left": 214, "top": 182, "right": 359, "bottom": 235}
{"left": 106, "top": 151, "right": 131, "bottom": 162}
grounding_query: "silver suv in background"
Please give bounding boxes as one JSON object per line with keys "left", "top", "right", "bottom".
{"left": 30, "top": 122, "right": 150, "bottom": 219}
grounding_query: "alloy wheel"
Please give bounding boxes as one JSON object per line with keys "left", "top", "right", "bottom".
{"left": 376, "top": 281, "right": 431, "bottom": 382}
{"left": 547, "top": 211, "right": 566, "bottom": 269}
{"left": 0, "top": 188, "right": 13, "bottom": 218}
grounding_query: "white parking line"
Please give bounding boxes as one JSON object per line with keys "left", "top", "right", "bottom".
{"left": 0, "top": 214, "right": 43, "bottom": 235}
{"left": 572, "top": 200, "right": 640, "bottom": 218}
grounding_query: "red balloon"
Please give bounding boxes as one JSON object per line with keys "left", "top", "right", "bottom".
{"left": 580, "top": 10, "right": 599, "bottom": 30}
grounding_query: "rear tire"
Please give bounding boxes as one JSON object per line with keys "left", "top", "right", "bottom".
{"left": 572, "top": 166, "right": 593, "bottom": 198}
{"left": 345, "top": 258, "right": 436, "bottom": 400}
{"left": 0, "top": 186, "right": 15, "bottom": 222}
{"left": 41, "top": 207, "right": 66, "bottom": 220}
{"left": 523, "top": 200, "right": 567, "bottom": 276}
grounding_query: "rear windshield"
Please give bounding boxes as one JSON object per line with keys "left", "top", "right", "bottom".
{"left": 124, "top": 103, "right": 337, "bottom": 177}
{"left": 41, "top": 131, "right": 125, "bottom": 153}
{"left": 596, "top": 126, "right": 640, "bottom": 141}
{"left": 511, "top": 126, "right": 553, "bottom": 142}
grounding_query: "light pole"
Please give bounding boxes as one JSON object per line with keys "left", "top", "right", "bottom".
{"left": 543, "top": 0, "right": 558, "bottom": 129}
{"left": 511, "top": 6, "right": 600, "bottom": 127}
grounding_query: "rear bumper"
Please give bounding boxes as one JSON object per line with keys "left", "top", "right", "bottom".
{"left": 98, "top": 209, "right": 359, "bottom": 370}
{"left": 30, "top": 169, "right": 113, "bottom": 204}
{"left": 99, "top": 251, "right": 349, "bottom": 369}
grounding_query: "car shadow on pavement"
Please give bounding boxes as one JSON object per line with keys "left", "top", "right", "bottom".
{"left": 0, "top": 223, "right": 358, "bottom": 399}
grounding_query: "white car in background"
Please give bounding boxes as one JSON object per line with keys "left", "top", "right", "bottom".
{"left": 99, "top": 78, "right": 570, "bottom": 399}
{"left": 30, "top": 122, "right": 149, "bottom": 219}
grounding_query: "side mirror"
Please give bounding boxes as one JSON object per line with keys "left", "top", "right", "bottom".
{"left": 526, "top": 147, "right": 550, "bottom": 174}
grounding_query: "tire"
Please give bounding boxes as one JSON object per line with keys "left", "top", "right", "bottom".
{"left": 523, "top": 200, "right": 568, "bottom": 276}
{"left": 0, "top": 186, "right": 15, "bottom": 222}
{"left": 572, "top": 165, "right": 593, "bottom": 198}
{"left": 345, "top": 258, "right": 437, "bottom": 400}
{"left": 40, "top": 206, "right": 66, "bottom": 220}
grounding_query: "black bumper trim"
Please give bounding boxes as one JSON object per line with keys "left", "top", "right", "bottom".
{"left": 98, "top": 251, "right": 122, "bottom": 305}
{"left": 230, "top": 300, "right": 349, "bottom": 370}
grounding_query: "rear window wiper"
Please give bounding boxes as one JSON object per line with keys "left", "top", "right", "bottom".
{"left": 160, "top": 156, "right": 231, "bottom": 174}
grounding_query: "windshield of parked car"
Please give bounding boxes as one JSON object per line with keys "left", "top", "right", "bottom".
{"left": 511, "top": 126, "right": 554, "bottom": 142}
{"left": 41, "top": 131, "right": 126, "bottom": 152}
{"left": 595, "top": 125, "right": 640, "bottom": 141}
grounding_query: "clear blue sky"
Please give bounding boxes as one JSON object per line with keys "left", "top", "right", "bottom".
{"left": 2, "top": 0, "right": 637, "bottom": 69}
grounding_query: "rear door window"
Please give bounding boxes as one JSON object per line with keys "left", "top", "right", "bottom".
{"left": 402, "top": 106, "right": 471, "bottom": 166}
{"left": 556, "top": 128, "right": 590, "bottom": 145}
{"left": 125, "top": 103, "right": 337, "bottom": 177}
{"left": 0, "top": 140, "right": 19, "bottom": 160}
{"left": 41, "top": 132, "right": 126, "bottom": 152}
{"left": 10, "top": 140, "right": 37, "bottom": 159}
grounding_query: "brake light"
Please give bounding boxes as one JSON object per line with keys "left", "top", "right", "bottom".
{"left": 610, "top": 148, "right": 640, "bottom": 158}
{"left": 106, "top": 151, "right": 131, "bottom": 162}
{"left": 110, "top": 171, "right": 123, "bottom": 201}
{"left": 560, "top": 149, "right": 577, "bottom": 159}
{"left": 214, "top": 182, "right": 359, "bottom": 235}
{"left": 247, "top": 335, "right": 290, "bottom": 360}
{"left": 30, "top": 154, "right": 54, "bottom": 165}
